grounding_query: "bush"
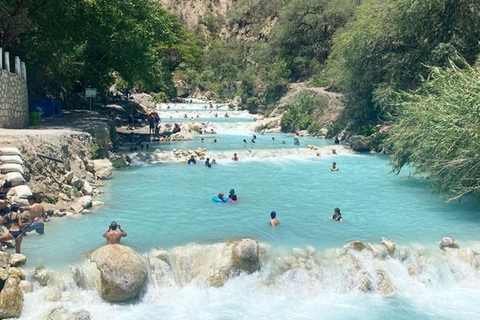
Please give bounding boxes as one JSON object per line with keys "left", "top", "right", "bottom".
{"left": 280, "top": 90, "right": 328, "bottom": 133}
{"left": 90, "top": 143, "right": 105, "bottom": 160}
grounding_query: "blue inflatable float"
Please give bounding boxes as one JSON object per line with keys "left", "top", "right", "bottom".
{"left": 212, "top": 196, "right": 228, "bottom": 203}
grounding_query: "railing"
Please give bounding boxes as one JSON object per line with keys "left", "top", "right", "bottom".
{"left": 0, "top": 48, "right": 27, "bottom": 82}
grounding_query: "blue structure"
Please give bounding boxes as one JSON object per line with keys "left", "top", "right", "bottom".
{"left": 30, "top": 97, "right": 63, "bottom": 117}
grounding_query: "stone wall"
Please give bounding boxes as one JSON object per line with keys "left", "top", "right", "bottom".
{"left": 0, "top": 70, "right": 29, "bottom": 129}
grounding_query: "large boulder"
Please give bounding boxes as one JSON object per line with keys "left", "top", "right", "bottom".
{"left": 170, "top": 238, "right": 264, "bottom": 287}
{"left": 33, "top": 266, "right": 50, "bottom": 286}
{"left": 90, "top": 244, "right": 148, "bottom": 302}
{"left": 9, "top": 253, "right": 27, "bottom": 267}
{"left": 170, "top": 131, "right": 194, "bottom": 141}
{"left": 439, "top": 237, "right": 459, "bottom": 249}
{"left": 0, "top": 277, "right": 23, "bottom": 318}
{"left": 91, "top": 159, "right": 113, "bottom": 180}
{"left": 77, "top": 196, "right": 92, "bottom": 209}
{"left": 346, "top": 135, "right": 372, "bottom": 152}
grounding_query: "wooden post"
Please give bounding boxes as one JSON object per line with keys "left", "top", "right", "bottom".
{"left": 15, "top": 56, "right": 21, "bottom": 74}
{"left": 4, "top": 52, "right": 10, "bottom": 72}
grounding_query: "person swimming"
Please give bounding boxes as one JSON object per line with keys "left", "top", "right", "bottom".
{"left": 243, "top": 139, "right": 247, "bottom": 144}
{"left": 270, "top": 211, "right": 280, "bottom": 227}
{"left": 211, "top": 159, "right": 217, "bottom": 165}
{"left": 330, "top": 162, "right": 339, "bottom": 171}
{"left": 228, "top": 189, "right": 237, "bottom": 201}
{"left": 188, "top": 155, "right": 196, "bottom": 165}
{"left": 330, "top": 207, "right": 343, "bottom": 222}
{"left": 218, "top": 193, "right": 227, "bottom": 203}
{"left": 232, "top": 153, "right": 239, "bottom": 161}
{"left": 205, "top": 158, "right": 212, "bottom": 168}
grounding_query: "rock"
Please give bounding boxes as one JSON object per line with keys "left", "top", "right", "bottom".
{"left": 90, "top": 244, "right": 148, "bottom": 302}
{"left": 45, "top": 285, "right": 62, "bottom": 301}
{"left": 71, "top": 176, "right": 84, "bottom": 189}
{"left": 44, "top": 307, "right": 91, "bottom": 320}
{"left": 378, "top": 271, "right": 395, "bottom": 295}
{"left": 292, "top": 248, "right": 308, "bottom": 259}
{"left": 345, "top": 241, "right": 372, "bottom": 252}
{"left": 65, "top": 171, "right": 74, "bottom": 183}
{"left": 19, "top": 280, "right": 33, "bottom": 293}
{"left": 53, "top": 210, "right": 66, "bottom": 217}
{"left": 0, "top": 252, "right": 9, "bottom": 268}
{"left": 58, "top": 192, "right": 70, "bottom": 201}
{"left": 92, "top": 159, "right": 113, "bottom": 180}
{"left": 204, "top": 91, "right": 215, "bottom": 100}
{"left": 305, "top": 245, "right": 316, "bottom": 256}
{"left": 81, "top": 210, "right": 91, "bottom": 214}
{"left": 0, "top": 277, "right": 23, "bottom": 318}
{"left": 381, "top": 237, "right": 396, "bottom": 254}
{"left": 34, "top": 266, "right": 50, "bottom": 286}
{"left": 9, "top": 253, "right": 27, "bottom": 267}
{"left": 70, "top": 155, "right": 86, "bottom": 179}
{"left": 346, "top": 135, "right": 372, "bottom": 152}
{"left": 81, "top": 181, "right": 93, "bottom": 195}
{"left": 86, "top": 161, "right": 95, "bottom": 173}
{"left": 92, "top": 201, "right": 104, "bottom": 207}
{"left": 171, "top": 238, "right": 263, "bottom": 287}
{"left": 8, "top": 267, "right": 25, "bottom": 280}
{"left": 78, "top": 196, "right": 92, "bottom": 209}
{"left": 439, "top": 237, "right": 459, "bottom": 249}
{"left": 0, "top": 268, "right": 8, "bottom": 281}
{"left": 170, "top": 131, "right": 194, "bottom": 141}
{"left": 231, "top": 96, "right": 242, "bottom": 108}
{"left": 70, "top": 203, "right": 84, "bottom": 213}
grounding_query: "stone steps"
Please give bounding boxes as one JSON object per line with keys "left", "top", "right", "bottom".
{"left": 0, "top": 147, "right": 32, "bottom": 206}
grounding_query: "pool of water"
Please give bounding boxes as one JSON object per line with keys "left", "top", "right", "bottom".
{"left": 21, "top": 154, "right": 480, "bottom": 268}
{"left": 18, "top": 103, "right": 480, "bottom": 320}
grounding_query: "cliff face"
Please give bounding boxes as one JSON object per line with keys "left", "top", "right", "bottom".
{"left": 156, "top": 0, "right": 280, "bottom": 42}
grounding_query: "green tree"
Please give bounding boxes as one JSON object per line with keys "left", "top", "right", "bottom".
{"left": 385, "top": 62, "right": 480, "bottom": 201}
{"left": 328, "top": 0, "right": 480, "bottom": 127}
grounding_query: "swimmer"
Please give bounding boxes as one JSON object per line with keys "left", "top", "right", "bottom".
{"left": 270, "top": 211, "right": 280, "bottom": 227}
{"left": 201, "top": 138, "right": 205, "bottom": 143}
{"left": 188, "top": 155, "right": 196, "bottom": 165}
{"left": 243, "top": 139, "right": 247, "bottom": 144}
{"left": 330, "top": 162, "right": 339, "bottom": 171}
{"left": 272, "top": 137, "right": 275, "bottom": 140}
{"left": 218, "top": 193, "right": 227, "bottom": 203}
{"left": 228, "top": 189, "right": 237, "bottom": 201}
{"left": 334, "top": 137, "right": 340, "bottom": 144}
{"left": 282, "top": 140, "right": 286, "bottom": 144}
{"left": 205, "top": 158, "right": 212, "bottom": 168}
{"left": 330, "top": 207, "right": 343, "bottom": 222}
{"left": 213, "top": 139, "right": 217, "bottom": 143}
{"left": 211, "top": 159, "right": 217, "bottom": 165}
{"left": 103, "top": 221, "right": 127, "bottom": 244}
{"left": 232, "top": 153, "right": 239, "bottom": 161}
{"left": 332, "top": 149, "right": 337, "bottom": 155}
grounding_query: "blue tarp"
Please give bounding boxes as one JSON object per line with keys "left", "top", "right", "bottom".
{"left": 30, "top": 97, "right": 63, "bottom": 117}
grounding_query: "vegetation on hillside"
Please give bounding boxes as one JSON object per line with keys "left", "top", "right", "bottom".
{"left": 384, "top": 62, "right": 480, "bottom": 201}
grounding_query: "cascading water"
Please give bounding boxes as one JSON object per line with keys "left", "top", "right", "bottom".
{"left": 17, "top": 101, "right": 480, "bottom": 319}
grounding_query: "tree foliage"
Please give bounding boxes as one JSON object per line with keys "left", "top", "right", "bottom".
{"left": 328, "top": 0, "right": 480, "bottom": 127}
{"left": 384, "top": 62, "right": 480, "bottom": 201}
{"left": 281, "top": 90, "right": 328, "bottom": 133}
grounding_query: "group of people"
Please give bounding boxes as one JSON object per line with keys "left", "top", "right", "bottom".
{"left": 217, "top": 189, "right": 238, "bottom": 203}
{"left": 0, "top": 182, "right": 47, "bottom": 253}
{"left": 270, "top": 207, "right": 343, "bottom": 228}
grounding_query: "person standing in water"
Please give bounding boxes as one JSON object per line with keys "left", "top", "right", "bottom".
{"left": 330, "top": 162, "right": 339, "bottom": 171}
{"left": 103, "top": 221, "right": 127, "bottom": 244}
{"left": 228, "top": 189, "right": 237, "bottom": 201}
{"left": 330, "top": 207, "right": 343, "bottom": 222}
{"left": 0, "top": 204, "right": 24, "bottom": 253}
{"left": 21, "top": 195, "right": 47, "bottom": 234}
{"left": 270, "top": 211, "right": 280, "bottom": 227}
{"left": 232, "top": 153, "right": 239, "bottom": 161}
{"left": 205, "top": 158, "right": 212, "bottom": 168}
{"left": 188, "top": 155, "right": 196, "bottom": 165}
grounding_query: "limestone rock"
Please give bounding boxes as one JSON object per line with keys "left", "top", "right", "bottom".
{"left": 92, "top": 201, "right": 104, "bottom": 207}
{"left": 92, "top": 159, "right": 113, "bottom": 180}
{"left": 71, "top": 176, "right": 84, "bottom": 189}
{"left": 171, "top": 238, "right": 263, "bottom": 287}
{"left": 90, "top": 244, "right": 148, "bottom": 302}
{"left": 44, "top": 307, "right": 91, "bottom": 320}
{"left": 170, "top": 131, "right": 194, "bottom": 141}
{"left": 65, "top": 171, "right": 74, "bottom": 183}
{"left": 439, "top": 237, "right": 459, "bottom": 249}
{"left": 8, "top": 267, "right": 25, "bottom": 280}
{"left": 86, "top": 161, "right": 95, "bottom": 173}
{"left": 70, "top": 203, "right": 84, "bottom": 213}
{"left": 9, "top": 253, "right": 26, "bottom": 267}
{"left": 0, "top": 268, "right": 8, "bottom": 281}
{"left": 78, "top": 196, "right": 92, "bottom": 209}
{"left": 292, "top": 248, "right": 308, "bottom": 259}
{"left": 0, "top": 252, "right": 9, "bottom": 268}
{"left": 34, "top": 266, "right": 50, "bottom": 286}
{"left": 81, "top": 181, "right": 93, "bottom": 196}
{"left": 0, "top": 277, "right": 23, "bottom": 318}
{"left": 381, "top": 237, "right": 396, "bottom": 254}
{"left": 19, "top": 280, "right": 33, "bottom": 293}
{"left": 45, "top": 285, "right": 62, "bottom": 302}
{"left": 347, "top": 135, "right": 372, "bottom": 152}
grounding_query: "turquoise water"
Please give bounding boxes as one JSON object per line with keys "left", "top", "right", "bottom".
{"left": 18, "top": 105, "right": 480, "bottom": 320}
{"left": 21, "top": 154, "right": 480, "bottom": 268}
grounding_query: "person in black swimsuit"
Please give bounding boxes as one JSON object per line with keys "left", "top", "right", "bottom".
{"left": 0, "top": 181, "right": 12, "bottom": 216}
{"left": 330, "top": 207, "right": 344, "bottom": 223}
{"left": 0, "top": 204, "right": 25, "bottom": 253}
